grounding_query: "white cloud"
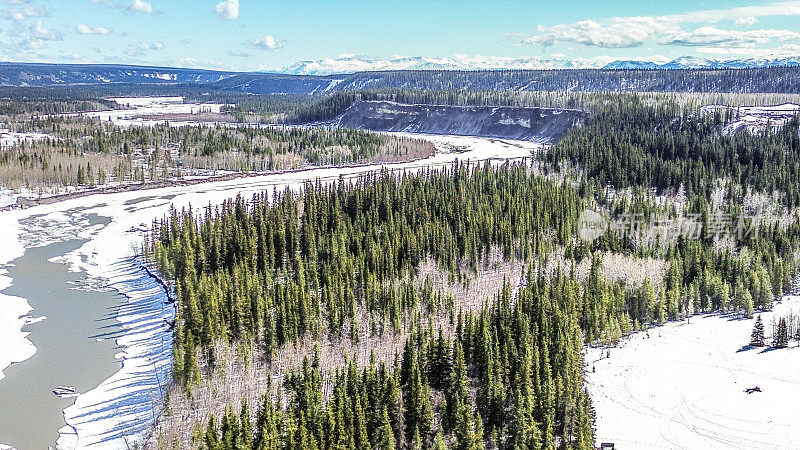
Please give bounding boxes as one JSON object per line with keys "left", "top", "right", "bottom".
{"left": 30, "top": 21, "right": 61, "bottom": 40}
{"left": 696, "top": 43, "right": 800, "bottom": 57}
{"left": 517, "top": 1, "right": 800, "bottom": 49}
{"left": 90, "top": 0, "right": 116, "bottom": 6}
{"left": 664, "top": 26, "right": 800, "bottom": 47}
{"left": 173, "top": 57, "right": 233, "bottom": 71}
{"left": 76, "top": 24, "right": 111, "bottom": 35}
{"left": 129, "top": 0, "right": 153, "bottom": 14}
{"left": 124, "top": 40, "right": 163, "bottom": 56}
{"left": 227, "top": 49, "right": 252, "bottom": 57}
{"left": 735, "top": 16, "right": 758, "bottom": 27}
{"left": 516, "top": 18, "right": 676, "bottom": 48}
{"left": 250, "top": 35, "right": 282, "bottom": 50}
{"left": 215, "top": 0, "right": 238, "bottom": 20}
{"left": 4, "top": 5, "right": 46, "bottom": 21}
{"left": 20, "top": 38, "right": 45, "bottom": 50}
{"left": 663, "top": 2, "right": 800, "bottom": 23}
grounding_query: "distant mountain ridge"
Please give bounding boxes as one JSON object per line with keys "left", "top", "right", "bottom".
{"left": 617, "top": 56, "right": 800, "bottom": 70}
{"left": 2, "top": 61, "right": 800, "bottom": 94}
{"left": 0, "top": 62, "right": 237, "bottom": 87}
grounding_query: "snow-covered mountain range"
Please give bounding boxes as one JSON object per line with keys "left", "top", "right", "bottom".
{"left": 278, "top": 55, "right": 618, "bottom": 75}
{"left": 278, "top": 55, "right": 800, "bottom": 75}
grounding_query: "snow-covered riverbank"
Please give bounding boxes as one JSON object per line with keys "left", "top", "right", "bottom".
{"left": 57, "top": 259, "right": 174, "bottom": 449}
{"left": 0, "top": 134, "right": 539, "bottom": 449}
{"left": 0, "top": 213, "right": 29, "bottom": 383}
{"left": 586, "top": 295, "right": 800, "bottom": 449}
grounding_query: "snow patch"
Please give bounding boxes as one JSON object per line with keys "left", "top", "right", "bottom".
{"left": 79, "top": 97, "right": 224, "bottom": 128}
{"left": 702, "top": 103, "right": 800, "bottom": 136}
{"left": 0, "top": 129, "right": 52, "bottom": 148}
{"left": 498, "top": 117, "right": 531, "bottom": 128}
{"left": 0, "top": 211, "right": 32, "bottom": 383}
{"left": 586, "top": 295, "right": 800, "bottom": 449}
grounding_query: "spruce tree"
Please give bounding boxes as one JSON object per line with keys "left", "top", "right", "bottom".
{"left": 376, "top": 407, "right": 396, "bottom": 450}
{"left": 750, "top": 315, "right": 765, "bottom": 347}
{"left": 221, "top": 405, "right": 240, "bottom": 449}
{"left": 432, "top": 430, "right": 447, "bottom": 450}
{"left": 205, "top": 414, "right": 220, "bottom": 450}
{"left": 773, "top": 318, "right": 789, "bottom": 348}
{"left": 734, "top": 282, "right": 754, "bottom": 319}
{"left": 238, "top": 398, "right": 254, "bottom": 450}
{"left": 453, "top": 400, "right": 484, "bottom": 450}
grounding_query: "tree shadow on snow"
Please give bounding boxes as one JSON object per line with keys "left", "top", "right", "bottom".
{"left": 758, "top": 346, "right": 782, "bottom": 354}
{"left": 736, "top": 345, "right": 787, "bottom": 354}
{"left": 725, "top": 315, "right": 752, "bottom": 322}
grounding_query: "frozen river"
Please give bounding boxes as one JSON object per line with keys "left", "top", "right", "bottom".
{"left": 0, "top": 233, "right": 125, "bottom": 449}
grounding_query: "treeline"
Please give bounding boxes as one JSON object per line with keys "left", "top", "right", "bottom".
{"left": 0, "top": 97, "right": 116, "bottom": 117}
{"left": 18, "top": 117, "right": 408, "bottom": 162}
{"left": 543, "top": 96, "right": 800, "bottom": 339}
{"left": 4, "top": 65, "right": 800, "bottom": 96}
{"left": 325, "top": 67, "right": 800, "bottom": 95}
{"left": 0, "top": 116, "right": 434, "bottom": 191}
{"left": 0, "top": 145, "right": 130, "bottom": 191}
{"left": 219, "top": 95, "right": 315, "bottom": 123}
{"left": 283, "top": 89, "right": 800, "bottom": 125}
{"left": 576, "top": 222, "right": 800, "bottom": 342}
{"left": 544, "top": 96, "right": 800, "bottom": 206}
{"left": 285, "top": 90, "right": 570, "bottom": 124}
{"left": 148, "top": 163, "right": 582, "bottom": 358}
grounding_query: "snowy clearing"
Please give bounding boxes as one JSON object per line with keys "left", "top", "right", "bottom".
{"left": 586, "top": 294, "right": 800, "bottom": 449}
{"left": 82, "top": 97, "right": 225, "bottom": 128}
{"left": 0, "top": 129, "right": 52, "bottom": 149}
{"left": 701, "top": 103, "right": 800, "bottom": 136}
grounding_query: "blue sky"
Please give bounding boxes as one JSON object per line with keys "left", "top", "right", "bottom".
{"left": 1, "top": 0, "right": 799, "bottom": 72}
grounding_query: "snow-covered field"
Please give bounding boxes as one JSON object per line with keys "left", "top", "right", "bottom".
{"left": 701, "top": 103, "right": 800, "bottom": 136}
{"left": 0, "top": 130, "right": 52, "bottom": 149}
{"left": 586, "top": 295, "right": 800, "bottom": 449}
{"left": 83, "top": 96, "right": 225, "bottom": 128}
{"left": 0, "top": 134, "right": 538, "bottom": 449}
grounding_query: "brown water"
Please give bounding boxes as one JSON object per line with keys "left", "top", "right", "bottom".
{"left": 0, "top": 238, "right": 124, "bottom": 449}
